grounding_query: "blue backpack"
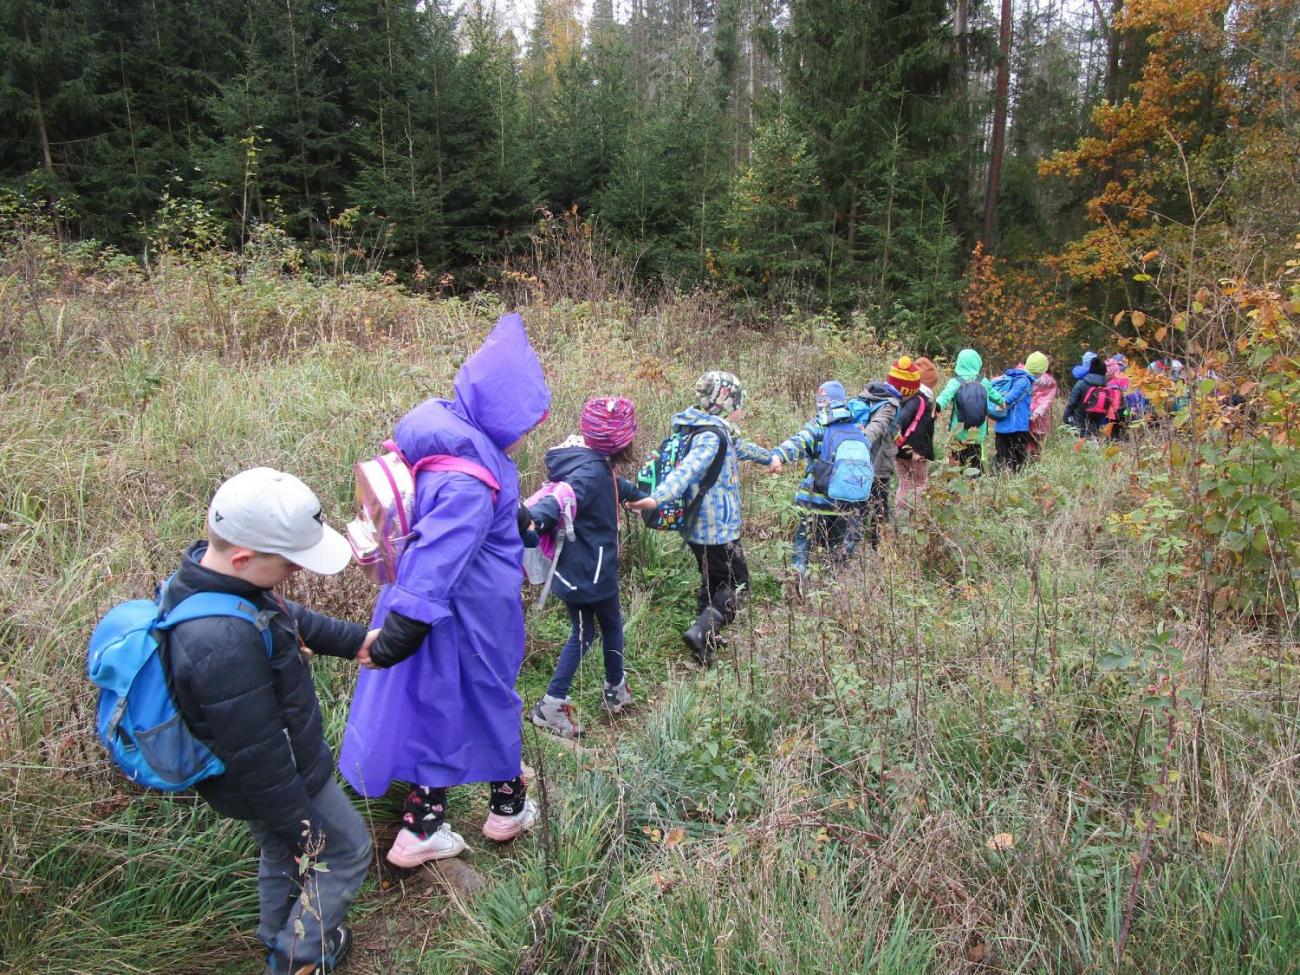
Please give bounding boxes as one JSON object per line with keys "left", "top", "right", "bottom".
{"left": 87, "top": 585, "right": 273, "bottom": 791}
{"left": 811, "top": 420, "right": 874, "bottom": 502}
{"left": 848, "top": 396, "right": 906, "bottom": 436}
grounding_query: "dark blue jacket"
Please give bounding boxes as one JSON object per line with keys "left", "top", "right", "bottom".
{"left": 1063, "top": 372, "right": 1109, "bottom": 433}
{"left": 528, "top": 445, "right": 646, "bottom": 605}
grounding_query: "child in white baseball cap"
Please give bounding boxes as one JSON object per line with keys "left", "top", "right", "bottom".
{"left": 206, "top": 467, "right": 353, "bottom": 580}
{"left": 163, "top": 467, "right": 374, "bottom": 974}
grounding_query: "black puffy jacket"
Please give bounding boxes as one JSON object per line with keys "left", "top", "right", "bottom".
{"left": 162, "top": 542, "right": 365, "bottom": 847}
{"left": 527, "top": 445, "right": 646, "bottom": 604}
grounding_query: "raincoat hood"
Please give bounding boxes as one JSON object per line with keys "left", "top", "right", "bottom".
{"left": 450, "top": 313, "right": 551, "bottom": 450}
{"left": 954, "top": 349, "right": 983, "bottom": 380}
{"left": 543, "top": 443, "right": 607, "bottom": 483}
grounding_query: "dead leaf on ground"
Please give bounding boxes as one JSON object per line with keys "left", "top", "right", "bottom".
{"left": 985, "top": 832, "right": 1015, "bottom": 852}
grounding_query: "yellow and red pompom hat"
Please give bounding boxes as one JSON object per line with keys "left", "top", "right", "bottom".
{"left": 887, "top": 356, "right": 922, "bottom": 395}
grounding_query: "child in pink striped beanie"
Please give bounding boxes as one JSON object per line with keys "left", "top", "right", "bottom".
{"left": 525, "top": 397, "right": 647, "bottom": 739}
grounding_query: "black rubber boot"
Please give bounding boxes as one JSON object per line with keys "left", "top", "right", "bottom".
{"left": 682, "top": 606, "right": 726, "bottom": 667}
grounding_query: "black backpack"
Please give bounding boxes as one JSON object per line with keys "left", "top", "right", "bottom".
{"left": 954, "top": 380, "right": 989, "bottom": 429}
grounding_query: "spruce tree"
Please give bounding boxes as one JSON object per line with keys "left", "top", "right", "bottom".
{"left": 441, "top": 4, "right": 538, "bottom": 272}
{"left": 0, "top": 0, "right": 104, "bottom": 219}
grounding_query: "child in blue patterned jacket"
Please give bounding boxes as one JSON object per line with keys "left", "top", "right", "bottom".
{"left": 769, "top": 380, "right": 866, "bottom": 577}
{"left": 625, "top": 371, "right": 778, "bottom": 665}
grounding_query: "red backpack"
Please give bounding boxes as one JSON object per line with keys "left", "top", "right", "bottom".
{"left": 1082, "top": 384, "right": 1122, "bottom": 421}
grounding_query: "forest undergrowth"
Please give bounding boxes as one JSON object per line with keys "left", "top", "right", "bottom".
{"left": 0, "top": 239, "right": 1296, "bottom": 974}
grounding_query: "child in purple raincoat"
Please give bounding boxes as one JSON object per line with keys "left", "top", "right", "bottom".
{"left": 339, "top": 313, "right": 551, "bottom": 867}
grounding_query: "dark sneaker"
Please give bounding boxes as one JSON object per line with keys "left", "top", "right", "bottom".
{"left": 268, "top": 924, "right": 353, "bottom": 975}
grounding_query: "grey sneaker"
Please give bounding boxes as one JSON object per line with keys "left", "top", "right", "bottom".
{"left": 530, "top": 694, "right": 582, "bottom": 738}
{"left": 602, "top": 679, "right": 632, "bottom": 713}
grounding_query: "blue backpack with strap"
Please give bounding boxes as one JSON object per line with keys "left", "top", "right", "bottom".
{"left": 811, "top": 420, "right": 874, "bottom": 502}
{"left": 87, "top": 584, "right": 274, "bottom": 791}
{"left": 848, "top": 397, "right": 904, "bottom": 437}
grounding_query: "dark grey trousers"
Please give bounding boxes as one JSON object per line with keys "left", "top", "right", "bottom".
{"left": 247, "top": 778, "right": 371, "bottom": 972}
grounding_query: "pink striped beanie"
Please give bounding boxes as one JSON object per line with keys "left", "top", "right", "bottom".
{"left": 580, "top": 397, "right": 638, "bottom": 455}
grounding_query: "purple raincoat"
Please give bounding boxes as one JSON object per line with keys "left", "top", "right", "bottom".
{"left": 339, "top": 313, "right": 551, "bottom": 793}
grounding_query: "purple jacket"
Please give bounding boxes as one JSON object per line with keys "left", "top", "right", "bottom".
{"left": 339, "top": 313, "right": 551, "bottom": 792}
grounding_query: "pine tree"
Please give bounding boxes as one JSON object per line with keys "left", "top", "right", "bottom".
{"left": 85, "top": 0, "right": 245, "bottom": 243}
{"left": 780, "top": 0, "right": 965, "bottom": 314}
{"left": 598, "top": 42, "right": 728, "bottom": 282}
{"left": 527, "top": 1, "right": 627, "bottom": 214}
{"left": 0, "top": 0, "right": 104, "bottom": 218}
{"left": 204, "top": 0, "right": 348, "bottom": 237}
{"left": 336, "top": 0, "right": 453, "bottom": 266}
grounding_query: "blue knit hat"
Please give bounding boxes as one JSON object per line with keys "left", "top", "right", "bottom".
{"left": 816, "top": 380, "right": 847, "bottom": 409}
{"left": 1072, "top": 351, "right": 1097, "bottom": 381}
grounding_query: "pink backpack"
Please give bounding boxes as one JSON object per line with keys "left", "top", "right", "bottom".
{"left": 521, "top": 481, "right": 578, "bottom": 609}
{"left": 346, "top": 439, "right": 500, "bottom": 585}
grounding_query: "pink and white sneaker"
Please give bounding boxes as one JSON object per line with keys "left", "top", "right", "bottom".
{"left": 386, "top": 822, "right": 467, "bottom": 867}
{"left": 482, "top": 797, "right": 539, "bottom": 842}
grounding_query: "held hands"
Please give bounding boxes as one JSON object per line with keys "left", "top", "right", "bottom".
{"left": 624, "top": 497, "right": 658, "bottom": 513}
{"left": 355, "top": 628, "right": 382, "bottom": 669}
{"left": 767, "top": 456, "right": 783, "bottom": 475}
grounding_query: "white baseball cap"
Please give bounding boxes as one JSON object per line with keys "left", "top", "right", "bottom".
{"left": 207, "top": 467, "right": 352, "bottom": 575}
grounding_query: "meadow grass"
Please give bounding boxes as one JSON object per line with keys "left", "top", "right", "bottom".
{"left": 1, "top": 244, "right": 1295, "bottom": 974}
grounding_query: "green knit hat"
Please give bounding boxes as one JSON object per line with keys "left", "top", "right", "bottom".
{"left": 1025, "top": 351, "right": 1049, "bottom": 376}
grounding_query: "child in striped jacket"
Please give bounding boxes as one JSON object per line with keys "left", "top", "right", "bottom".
{"left": 624, "top": 371, "right": 778, "bottom": 665}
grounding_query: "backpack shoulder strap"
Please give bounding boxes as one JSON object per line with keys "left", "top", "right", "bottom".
{"left": 411, "top": 454, "right": 502, "bottom": 502}
{"left": 680, "top": 426, "right": 729, "bottom": 527}
{"left": 818, "top": 419, "right": 853, "bottom": 461}
{"left": 687, "top": 426, "right": 729, "bottom": 491}
{"left": 897, "top": 396, "right": 926, "bottom": 445}
{"left": 158, "top": 592, "right": 274, "bottom": 657}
